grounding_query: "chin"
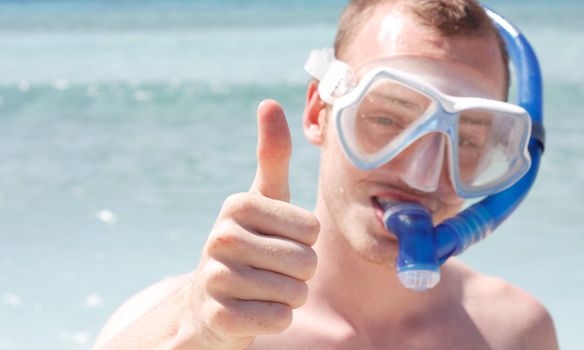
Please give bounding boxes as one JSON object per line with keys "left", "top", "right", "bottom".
{"left": 349, "top": 231, "right": 399, "bottom": 265}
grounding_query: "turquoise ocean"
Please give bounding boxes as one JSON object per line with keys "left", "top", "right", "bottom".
{"left": 0, "top": 0, "right": 582, "bottom": 348}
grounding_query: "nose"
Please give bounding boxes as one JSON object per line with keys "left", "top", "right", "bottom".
{"left": 379, "top": 133, "right": 453, "bottom": 194}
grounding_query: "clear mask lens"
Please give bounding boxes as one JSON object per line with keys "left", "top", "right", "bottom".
{"left": 340, "top": 78, "right": 436, "bottom": 158}
{"left": 456, "top": 109, "right": 530, "bottom": 191}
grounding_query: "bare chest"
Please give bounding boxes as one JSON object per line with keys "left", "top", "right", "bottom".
{"left": 247, "top": 311, "right": 497, "bottom": 350}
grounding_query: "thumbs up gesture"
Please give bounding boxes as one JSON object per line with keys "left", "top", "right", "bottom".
{"left": 192, "top": 100, "right": 320, "bottom": 349}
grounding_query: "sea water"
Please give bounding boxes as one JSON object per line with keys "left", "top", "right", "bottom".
{"left": 0, "top": 1, "right": 582, "bottom": 349}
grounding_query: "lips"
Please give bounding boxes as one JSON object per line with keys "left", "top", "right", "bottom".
{"left": 372, "top": 193, "right": 431, "bottom": 211}
{"left": 371, "top": 188, "right": 436, "bottom": 231}
{"left": 371, "top": 197, "right": 385, "bottom": 226}
{"left": 374, "top": 196, "right": 401, "bottom": 210}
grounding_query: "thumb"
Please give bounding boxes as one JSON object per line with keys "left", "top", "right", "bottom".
{"left": 250, "top": 99, "right": 292, "bottom": 202}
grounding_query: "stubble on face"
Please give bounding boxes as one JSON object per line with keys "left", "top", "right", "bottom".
{"left": 318, "top": 116, "right": 401, "bottom": 265}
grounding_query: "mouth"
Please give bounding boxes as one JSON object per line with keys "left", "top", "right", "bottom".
{"left": 371, "top": 190, "right": 435, "bottom": 232}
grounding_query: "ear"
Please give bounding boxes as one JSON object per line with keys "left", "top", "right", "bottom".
{"left": 303, "top": 80, "right": 327, "bottom": 146}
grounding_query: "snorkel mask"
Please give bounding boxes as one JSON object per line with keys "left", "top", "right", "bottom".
{"left": 305, "top": 8, "right": 544, "bottom": 291}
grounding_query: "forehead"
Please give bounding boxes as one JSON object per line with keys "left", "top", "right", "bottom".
{"left": 343, "top": 3, "right": 506, "bottom": 100}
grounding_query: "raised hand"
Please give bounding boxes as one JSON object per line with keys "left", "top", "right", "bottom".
{"left": 192, "top": 99, "right": 320, "bottom": 349}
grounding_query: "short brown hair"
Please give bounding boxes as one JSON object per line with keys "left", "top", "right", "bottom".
{"left": 333, "top": 0, "right": 510, "bottom": 97}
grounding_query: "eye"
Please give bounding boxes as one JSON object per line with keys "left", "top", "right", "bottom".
{"left": 359, "top": 112, "right": 402, "bottom": 128}
{"left": 459, "top": 135, "right": 478, "bottom": 149}
{"left": 371, "top": 116, "right": 396, "bottom": 126}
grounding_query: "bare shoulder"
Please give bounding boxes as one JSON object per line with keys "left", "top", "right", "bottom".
{"left": 448, "top": 260, "right": 558, "bottom": 350}
{"left": 93, "top": 273, "right": 193, "bottom": 349}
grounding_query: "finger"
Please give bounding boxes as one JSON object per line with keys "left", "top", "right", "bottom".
{"left": 205, "top": 261, "right": 308, "bottom": 309}
{"left": 207, "top": 224, "right": 318, "bottom": 281}
{"left": 220, "top": 193, "right": 320, "bottom": 247}
{"left": 249, "top": 99, "right": 292, "bottom": 202}
{"left": 205, "top": 297, "right": 292, "bottom": 337}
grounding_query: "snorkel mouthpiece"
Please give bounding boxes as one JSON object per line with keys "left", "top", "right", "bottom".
{"left": 382, "top": 202, "right": 440, "bottom": 291}
{"left": 382, "top": 202, "right": 497, "bottom": 291}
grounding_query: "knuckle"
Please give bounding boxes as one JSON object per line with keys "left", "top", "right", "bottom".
{"left": 203, "top": 261, "right": 233, "bottom": 294}
{"left": 221, "top": 193, "right": 256, "bottom": 218}
{"left": 205, "top": 300, "right": 292, "bottom": 337}
{"left": 206, "top": 222, "right": 245, "bottom": 257}
{"left": 222, "top": 193, "right": 245, "bottom": 211}
{"left": 205, "top": 302, "right": 241, "bottom": 336}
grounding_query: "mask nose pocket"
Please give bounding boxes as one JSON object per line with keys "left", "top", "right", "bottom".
{"left": 397, "top": 133, "right": 446, "bottom": 193}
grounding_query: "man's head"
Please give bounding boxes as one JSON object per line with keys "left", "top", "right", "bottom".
{"left": 303, "top": 0, "right": 511, "bottom": 264}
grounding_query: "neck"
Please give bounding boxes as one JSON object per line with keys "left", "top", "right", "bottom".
{"left": 307, "top": 189, "right": 455, "bottom": 333}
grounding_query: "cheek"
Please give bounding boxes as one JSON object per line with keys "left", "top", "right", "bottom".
{"left": 320, "top": 142, "right": 351, "bottom": 197}
{"left": 320, "top": 126, "right": 364, "bottom": 187}
{"left": 319, "top": 125, "right": 366, "bottom": 203}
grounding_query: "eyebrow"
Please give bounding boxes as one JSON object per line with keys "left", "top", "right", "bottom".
{"left": 460, "top": 113, "right": 492, "bottom": 126}
{"left": 368, "top": 91, "right": 424, "bottom": 112}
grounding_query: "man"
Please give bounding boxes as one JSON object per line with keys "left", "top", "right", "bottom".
{"left": 94, "top": 0, "right": 558, "bottom": 349}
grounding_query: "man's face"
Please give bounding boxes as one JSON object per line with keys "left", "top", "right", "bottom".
{"left": 316, "top": 5, "right": 506, "bottom": 264}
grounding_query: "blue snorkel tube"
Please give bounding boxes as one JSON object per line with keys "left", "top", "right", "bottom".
{"left": 383, "top": 8, "right": 545, "bottom": 291}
